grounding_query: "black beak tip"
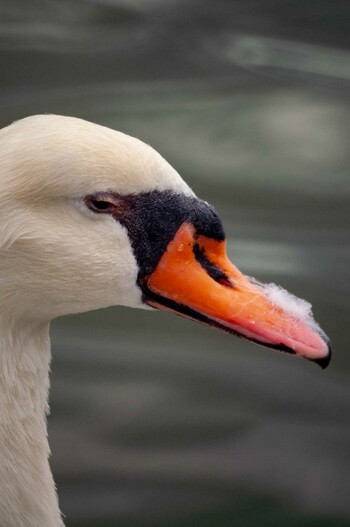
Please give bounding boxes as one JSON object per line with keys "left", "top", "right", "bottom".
{"left": 312, "top": 344, "right": 332, "bottom": 370}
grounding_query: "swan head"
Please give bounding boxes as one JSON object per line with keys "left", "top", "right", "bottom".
{"left": 0, "top": 114, "right": 331, "bottom": 367}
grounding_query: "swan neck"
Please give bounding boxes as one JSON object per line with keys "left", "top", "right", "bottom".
{"left": 0, "top": 320, "right": 63, "bottom": 527}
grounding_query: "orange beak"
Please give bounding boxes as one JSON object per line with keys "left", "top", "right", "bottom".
{"left": 141, "top": 223, "right": 331, "bottom": 368}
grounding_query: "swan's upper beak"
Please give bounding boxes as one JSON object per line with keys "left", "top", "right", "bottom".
{"left": 141, "top": 223, "right": 331, "bottom": 368}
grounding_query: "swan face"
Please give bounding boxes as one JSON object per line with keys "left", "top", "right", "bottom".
{"left": 0, "top": 115, "right": 331, "bottom": 366}
{"left": 0, "top": 115, "right": 193, "bottom": 318}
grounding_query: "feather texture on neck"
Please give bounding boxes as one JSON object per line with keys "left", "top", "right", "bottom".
{"left": 0, "top": 319, "right": 63, "bottom": 527}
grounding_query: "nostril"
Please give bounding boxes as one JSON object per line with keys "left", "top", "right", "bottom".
{"left": 218, "top": 277, "right": 233, "bottom": 288}
{"left": 193, "top": 243, "right": 233, "bottom": 288}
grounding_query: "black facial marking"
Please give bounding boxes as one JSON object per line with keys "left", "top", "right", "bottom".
{"left": 110, "top": 190, "right": 225, "bottom": 279}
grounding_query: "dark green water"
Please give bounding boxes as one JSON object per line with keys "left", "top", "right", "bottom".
{"left": 1, "top": 1, "right": 349, "bottom": 525}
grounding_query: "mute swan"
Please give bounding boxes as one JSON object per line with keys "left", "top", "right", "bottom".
{"left": 0, "top": 115, "right": 330, "bottom": 527}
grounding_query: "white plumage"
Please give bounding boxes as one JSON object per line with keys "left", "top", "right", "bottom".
{"left": 0, "top": 115, "right": 192, "bottom": 527}
{"left": 0, "top": 114, "right": 330, "bottom": 527}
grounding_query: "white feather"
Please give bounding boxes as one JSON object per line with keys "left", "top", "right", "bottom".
{"left": 249, "top": 278, "right": 328, "bottom": 341}
{"left": 0, "top": 115, "right": 193, "bottom": 526}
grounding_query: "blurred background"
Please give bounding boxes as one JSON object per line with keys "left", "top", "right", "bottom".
{"left": 1, "top": 1, "right": 350, "bottom": 525}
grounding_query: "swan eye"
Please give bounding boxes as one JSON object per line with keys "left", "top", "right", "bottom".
{"left": 84, "top": 195, "right": 118, "bottom": 214}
